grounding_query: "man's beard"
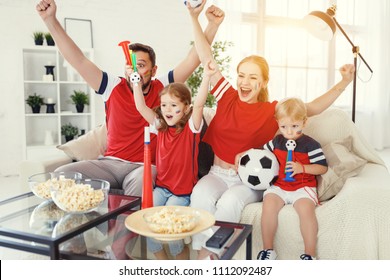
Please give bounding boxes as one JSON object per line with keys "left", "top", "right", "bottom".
{"left": 141, "top": 78, "right": 152, "bottom": 92}
{"left": 128, "top": 77, "right": 152, "bottom": 93}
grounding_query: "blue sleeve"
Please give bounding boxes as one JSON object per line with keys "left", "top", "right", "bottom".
{"left": 168, "top": 70, "right": 174, "bottom": 83}
{"left": 96, "top": 71, "right": 108, "bottom": 94}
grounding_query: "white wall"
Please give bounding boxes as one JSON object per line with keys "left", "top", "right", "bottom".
{"left": 0, "top": 0, "right": 202, "bottom": 176}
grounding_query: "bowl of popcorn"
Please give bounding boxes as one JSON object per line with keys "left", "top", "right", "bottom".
{"left": 28, "top": 171, "right": 83, "bottom": 200}
{"left": 51, "top": 178, "right": 110, "bottom": 214}
{"left": 143, "top": 206, "right": 200, "bottom": 234}
{"left": 28, "top": 172, "right": 53, "bottom": 200}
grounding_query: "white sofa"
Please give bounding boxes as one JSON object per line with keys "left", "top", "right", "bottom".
{"left": 19, "top": 107, "right": 390, "bottom": 259}
{"left": 236, "top": 108, "right": 390, "bottom": 260}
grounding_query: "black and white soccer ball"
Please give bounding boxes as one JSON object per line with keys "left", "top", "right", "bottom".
{"left": 184, "top": 0, "right": 202, "bottom": 8}
{"left": 238, "top": 148, "right": 279, "bottom": 190}
{"left": 130, "top": 72, "right": 141, "bottom": 84}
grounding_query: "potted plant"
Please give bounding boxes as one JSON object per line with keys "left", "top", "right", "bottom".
{"left": 70, "top": 90, "right": 89, "bottom": 113}
{"left": 26, "top": 93, "right": 45, "bottom": 113}
{"left": 33, "top": 31, "right": 44, "bottom": 45}
{"left": 187, "top": 41, "right": 233, "bottom": 108}
{"left": 61, "top": 123, "right": 79, "bottom": 142}
{"left": 44, "top": 32, "right": 55, "bottom": 46}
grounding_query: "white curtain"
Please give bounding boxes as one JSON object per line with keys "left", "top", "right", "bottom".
{"left": 354, "top": 0, "right": 390, "bottom": 150}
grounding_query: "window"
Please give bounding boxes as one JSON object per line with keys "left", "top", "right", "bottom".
{"left": 214, "top": 0, "right": 368, "bottom": 108}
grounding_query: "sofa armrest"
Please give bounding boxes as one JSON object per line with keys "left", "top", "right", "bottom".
{"left": 19, "top": 155, "right": 73, "bottom": 192}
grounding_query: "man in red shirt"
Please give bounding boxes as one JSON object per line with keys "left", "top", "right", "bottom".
{"left": 36, "top": 0, "right": 225, "bottom": 196}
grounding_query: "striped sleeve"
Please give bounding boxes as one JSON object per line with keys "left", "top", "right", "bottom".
{"left": 96, "top": 71, "right": 122, "bottom": 101}
{"left": 308, "top": 147, "right": 327, "bottom": 166}
{"left": 210, "top": 77, "right": 231, "bottom": 102}
{"left": 263, "top": 139, "right": 275, "bottom": 151}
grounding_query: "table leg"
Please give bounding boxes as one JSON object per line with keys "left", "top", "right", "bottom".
{"left": 50, "top": 244, "right": 60, "bottom": 260}
{"left": 246, "top": 232, "right": 252, "bottom": 260}
{"left": 140, "top": 236, "right": 147, "bottom": 259}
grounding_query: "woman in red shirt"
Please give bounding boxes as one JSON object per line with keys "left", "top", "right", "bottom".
{"left": 187, "top": 1, "right": 355, "bottom": 259}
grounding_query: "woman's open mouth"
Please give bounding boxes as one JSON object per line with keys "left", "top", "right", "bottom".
{"left": 240, "top": 88, "right": 251, "bottom": 98}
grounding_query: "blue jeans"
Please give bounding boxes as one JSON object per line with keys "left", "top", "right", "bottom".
{"left": 147, "top": 187, "right": 190, "bottom": 257}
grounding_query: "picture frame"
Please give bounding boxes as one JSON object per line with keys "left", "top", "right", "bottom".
{"left": 64, "top": 18, "right": 94, "bottom": 48}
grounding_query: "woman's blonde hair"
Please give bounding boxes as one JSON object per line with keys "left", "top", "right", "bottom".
{"left": 275, "top": 97, "right": 307, "bottom": 122}
{"left": 154, "top": 83, "right": 193, "bottom": 133}
{"left": 236, "top": 55, "right": 270, "bottom": 102}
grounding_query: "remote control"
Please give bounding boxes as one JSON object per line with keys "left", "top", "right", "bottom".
{"left": 205, "top": 227, "right": 234, "bottom": 249}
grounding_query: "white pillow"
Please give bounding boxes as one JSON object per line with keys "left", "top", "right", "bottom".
{"left": 57, "top": 124, "right": 107, "bottom": 161}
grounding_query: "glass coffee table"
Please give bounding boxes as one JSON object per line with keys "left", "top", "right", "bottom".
{"left": 0, "top": 192, "right": 140, "bottom": 259}
{"left": 59, "top": 212, "right": 253, "bottom": 260}
{"left": 0, "top": 193, "right": 252, "bottom": 260}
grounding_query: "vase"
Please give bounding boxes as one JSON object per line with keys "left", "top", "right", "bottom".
{"left": 65, "top": 135, "right": 74, "bottom": 142}
{"left": 31, "top": 105, "right": 41, "bottom": 114}
{"left": 44, "top": 130, "right": 54, "bottom": 145}
{"left": 46, "top": 103, "right": 55, "bottom": 113}
{"left": 76, "top": 104, "right": 84, "bottom": 113}
{"left": 47, "top": 39, "right": 55, "bottom": 46}
{"left": 34, "top": 39, "right": 43, "bottom": 45}
{"left": 44, "top": 65, "right": 55, "bottom": 81}
{"left": 64, "top": 61, "right": 80, "bottom": 81}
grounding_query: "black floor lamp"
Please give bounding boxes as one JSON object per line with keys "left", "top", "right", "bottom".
{"left": 304, "top": 5, "right": 373, "bottom": 123}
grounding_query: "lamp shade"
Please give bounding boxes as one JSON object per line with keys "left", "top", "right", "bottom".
{"left": 304, "top": 11, "right": 336, "bottom": 41}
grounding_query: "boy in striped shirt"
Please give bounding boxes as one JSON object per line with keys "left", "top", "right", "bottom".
{"left": 258, "top": 97, "right": 328, "bottom": 261}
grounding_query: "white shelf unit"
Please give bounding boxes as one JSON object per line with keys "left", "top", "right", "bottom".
{"left": 22, "top": 46, "right": 95, "bottom": 160}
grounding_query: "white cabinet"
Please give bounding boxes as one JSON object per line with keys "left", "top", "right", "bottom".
{"left": 22, "top": 46, "right": 95, "bottom": 160}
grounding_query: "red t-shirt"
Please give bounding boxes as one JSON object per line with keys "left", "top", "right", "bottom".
{"left": 153, "top": 117, "right": 202, "bottom": 196}
{"left": 97, "top": 72, "right": 171, "bottom": 163}
{"left": 203, "top": 77, "right": 279, "bottom": 164}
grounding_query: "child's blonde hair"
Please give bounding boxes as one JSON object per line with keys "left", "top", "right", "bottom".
{"left": 275, "top": 97, "right": 307, "bottom": 122}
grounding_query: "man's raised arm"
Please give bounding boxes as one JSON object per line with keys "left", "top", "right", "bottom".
{"left": 36, "top": 0, "right": 102, "bottom": 91}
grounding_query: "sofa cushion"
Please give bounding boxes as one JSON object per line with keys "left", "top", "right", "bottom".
{"left": 57, "top": 124, "right": 107, "bottom": 161}
{"left": 317, "top": 135, "right": 367, "bottom": 201}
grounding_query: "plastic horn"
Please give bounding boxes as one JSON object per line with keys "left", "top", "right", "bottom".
{"left": 142, "top": 126, "right": 153, "bottom": 209}
{"left": 131, "top": 52, "right": 137, "bottom": 72}
{"left": 118, "top": 40, "right": 132, "bottom": 66}
{"left": 283, "top": 139, "right": 296, "bottom": 182}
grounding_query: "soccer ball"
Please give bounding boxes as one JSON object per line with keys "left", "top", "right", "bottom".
{"left": 130, "top": 72, "right": 141, "bottom": 84}
{"left": 238, "top": 148, "right": 279, "bottom": 190}
{"left": 184, "top": 0, "right": 202, "bottom": 8}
